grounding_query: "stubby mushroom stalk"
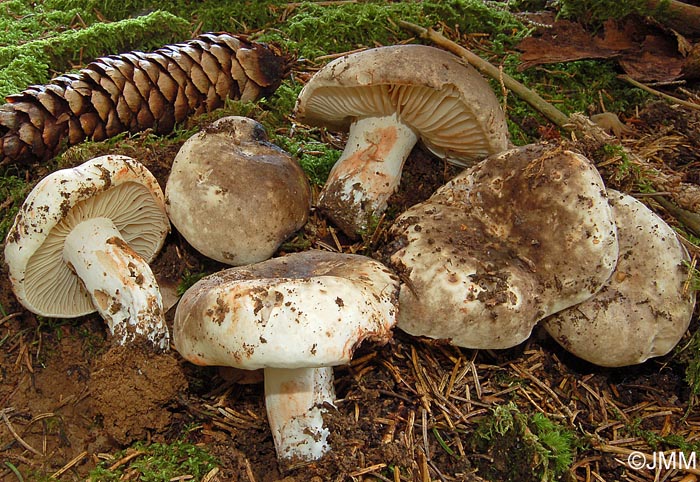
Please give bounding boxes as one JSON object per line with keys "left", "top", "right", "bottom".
{"left": 63, "top": 217, "right": 168, "bottom": 349}
{"left": 264, "top": 366, "right": 334, "bottom": 460}
{"left": 320, "top": 114, "right": 418, "bottom": 235}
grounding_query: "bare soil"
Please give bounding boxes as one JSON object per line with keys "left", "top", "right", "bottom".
{"left": 1, "top": 95, "right": 699, "bottom": 481}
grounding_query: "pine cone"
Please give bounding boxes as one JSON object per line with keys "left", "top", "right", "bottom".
{"left": 0, "top": 33, "right": 292, "bottom": 166}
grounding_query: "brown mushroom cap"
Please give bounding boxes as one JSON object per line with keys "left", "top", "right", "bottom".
{"left": 165, "top": 116, "right": 311, "bottom": 265}
{"left": 543, "top": 190, "right": 696, "bottom": 367}
{"left": 385, "top": 143, "right": 619, "bottom": 349}
{"left": 294, "top": 44, "right": 510, "bottom": 166}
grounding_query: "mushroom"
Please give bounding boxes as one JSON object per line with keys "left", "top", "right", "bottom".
{"left": 543, "top": 190, "right": 696, "bottom": 366}
{"left": 4, "top": 155, "right": 171, "bottom": 349}
{"left": 172, "top": 250, "right": 400, "bottom": 461}
{"left": 294, "top": 44, "right": 510, "bottom": 238}
{"left": 165, "top": 116, "right": 310, "bottom": 265}
{"left": 384, "top": 143, "right": 619, "bottom": 349}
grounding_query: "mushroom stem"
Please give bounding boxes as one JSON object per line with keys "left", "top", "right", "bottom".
{"left": 264, "top": 366, "right": 335, "bottom": 461}
{"left": 318, "top": 114, "right": 418, "bottom": 237}
{"left": 62, "top": 217, "right": 169, "bottom": 350}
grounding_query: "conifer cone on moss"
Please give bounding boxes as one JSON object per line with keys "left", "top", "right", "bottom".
{"left": 0, "top": 33, "right": 292, "bottom": 166}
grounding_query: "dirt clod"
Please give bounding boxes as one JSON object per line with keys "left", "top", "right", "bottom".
{"left": 88, "top": 343, "right": 188, "bottom": 444}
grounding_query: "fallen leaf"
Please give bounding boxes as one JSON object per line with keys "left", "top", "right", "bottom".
{"left": 516, "top": 16, "right": 687, "bottom": 82}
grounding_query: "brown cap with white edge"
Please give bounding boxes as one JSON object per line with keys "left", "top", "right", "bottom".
{"left": 294, "top": 44, "right": 510, "bottom": 237}
{"left": 386, "top": 143, "right": 619, "bottom": 349}
{"left": 4, "top": 155, "right": 170, "bottom": 349}
{"left": 173, "top": 250, "right": 400, "bottom": 461}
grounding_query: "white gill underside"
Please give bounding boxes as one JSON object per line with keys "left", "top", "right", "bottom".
{"left": 23, "top": 183, "right": 167, "bottom": 317}
{"left": 306, "top": 84, "right": 494, "bottom": 163}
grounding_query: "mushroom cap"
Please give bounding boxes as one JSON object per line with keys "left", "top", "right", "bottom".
{"left": 173, "top": 250, "right": 400, "bottom": 370}
{"left": 386, "top": 143, "right": 619, "bottom": 349}
{"left": 294, "top": 44, "right": 510, "bottom": 166}
{"left": 543, "top": 190, "right": 696, "bottom": 367}
{"left": 4, "top": 155, "right": 170, "bottom": 318}
{"left": 165, "top": 116, "right": 311, "bottom": 265}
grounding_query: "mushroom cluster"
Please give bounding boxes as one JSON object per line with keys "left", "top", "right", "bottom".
{"left": 384, "top": 143, "right": 620, "bottom": 349}
{"left": 2, "top": 38, "right": 696, "bottom": 470}
{"left": 382, "top": 142, "right": 695, "bottom": 362}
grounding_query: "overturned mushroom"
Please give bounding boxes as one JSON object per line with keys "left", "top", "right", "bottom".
{"left": 294, "top": 44, "right": 510, "bottom": 238}
{"left": 4, "top": 155, "right": 170, "bottom": 349}
{"left": 384, "top": 143, "right": 619, "bottom": 349}
{"left": 165, "top": 116, "right": 310, "bottom": 265}
{"left": 173, "top": 250, "right": 400, "bottom": 461}
{"left": 543, "top": 190, "right": 696, "bottom": 366}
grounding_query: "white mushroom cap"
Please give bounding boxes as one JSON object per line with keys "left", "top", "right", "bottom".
{"left": 294, "top": 44, "right": 510, "bottom": 237}
{"left": 4, "top": 155, "right": 169, "bottom": 318}
{"left": 4, "top": 155, "right": 170, "bottom": 348}
{"left": 543, "top": 190, "right": 696, "bottom": 367}
{"left": 173, "top": 250, "right": 400, "bottom": 368}
{"left": 173, "top": 249, "right": 400, "bottom": 461}
{"left": 386, "top": 143, "right": 619, "bottom": 349}
{"left": 165, "top": 116, "right": 310, "bottom": 265}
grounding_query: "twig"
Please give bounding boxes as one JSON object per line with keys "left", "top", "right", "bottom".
{"left": 50, "top": 450, "right": 87, "bottom": 479}
{"left": 619, "top": 75, "right": 700, "bottom": 111}
{"left": 1, "top": 409, "right": 43, "bottom": 457}
{"left": 646, "top": 0, "right": 700, "bottom": 36}
{"left": 107, "top": 449, "right": 147, "bottom": 471}
{"left": 0, "top": 313, "right": 21, "bottom": 327}
{"left": 349, "top": 463, "right": 388, "bottom": 477}
{"left": 397, "top": 20, "right": 571, "bottom": 129}
{"left": 244, "top": 458, "right": 257, "bottom": 482}
{"left": 651, "top": 194, "right": 700, "bottom": 237}
{"left": 421, "top": 408, "right": 430, "bottom": 461}
{"left": 201, "top": 467, "right": 220, "bottom": 482}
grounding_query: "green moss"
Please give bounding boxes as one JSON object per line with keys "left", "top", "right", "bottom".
{"left": 555, "top": 0, "right": 669, "bottom": 28}
{"left": 628, "top": 417, "right": 700, "bottom": 453}
{"left": 0, "top": 174, "right": 30, "bottom": 241}
{"left": 0, "top": 10, "right": 190, "bottom": 99}
{"left": 502, "top": 57, "right": 649, "bottom": 144}
{"left": 470, "top": 402, "right": 576, "bottom": 482}
{"left": 51, "top": 0, "right": 290, "bottom": 32}
{"left": 177, "top": 270, "right": 207, "bottom": 297}
{"left": 88, "top": 438, "right": 218, "bottom": 481}
{"left": 676, "top": 321, "right": 700, "bottom": 408}
{"left": 258, "top": 0, "right": 526, "bottom": 60}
